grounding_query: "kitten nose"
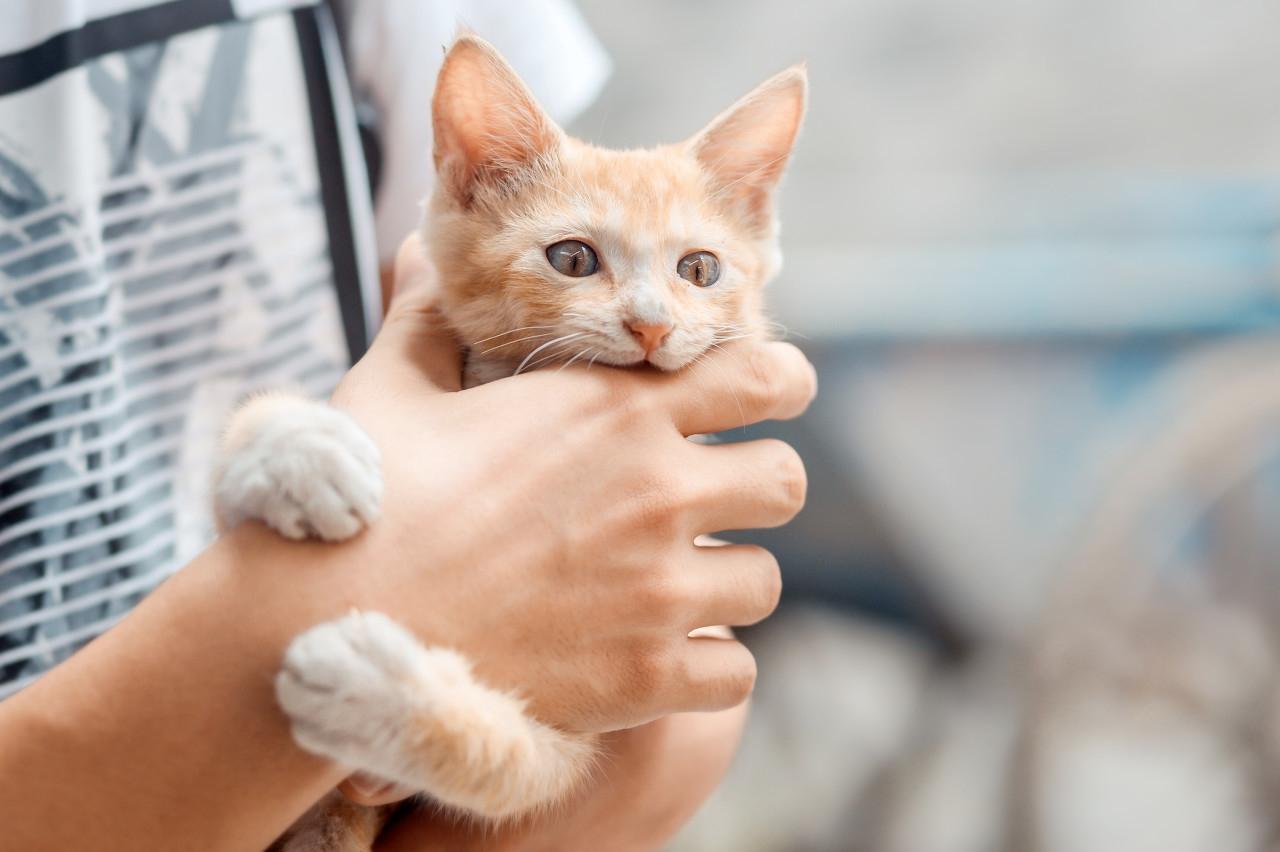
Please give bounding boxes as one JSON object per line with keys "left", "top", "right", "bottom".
{"left": 627, "top": 321, "right": 673, "bottom": 356}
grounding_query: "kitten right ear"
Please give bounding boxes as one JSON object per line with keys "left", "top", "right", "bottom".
{"left": 688, "top": 65, "right": 807, "bottom": 234}
{"left": 432, "top": 35, "right": 564, "bottom": 205}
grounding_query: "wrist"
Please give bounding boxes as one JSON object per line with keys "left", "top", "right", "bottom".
{"left": 0, "top": 525, "right": 369, "bottom": 850}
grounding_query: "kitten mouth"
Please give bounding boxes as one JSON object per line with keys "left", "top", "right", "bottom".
{"left": 581, "top": 345, "right": 687, "bottom": 371}
{"left": 643, "top": 352, "right": 688, "bottom": 371}
{"left": 591, "top": 350, "right": 657, "bottom": 369}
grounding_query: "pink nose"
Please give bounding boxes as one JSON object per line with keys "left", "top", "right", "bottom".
{"left": 627, "top": 321, "right": 672, "bottom": 356}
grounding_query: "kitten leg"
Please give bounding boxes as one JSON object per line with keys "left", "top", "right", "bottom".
{"left": 272, "top": 792, "right": 391, "bottom": 852}
{"left": 214, "top": 391, "right": 382, "bottom": 541}
{"left": 276, "top": 611, "right": 597, "bottom": 819}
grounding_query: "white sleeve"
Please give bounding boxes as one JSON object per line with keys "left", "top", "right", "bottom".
{"left": 345, "top": 0, "right": 612, "bottom": 266}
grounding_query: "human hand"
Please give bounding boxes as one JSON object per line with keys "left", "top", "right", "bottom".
{"left": 313, "top": 237, "right": 814, "bottom": 734}
{"left": 0, "top": 235, "right": 809, "bottom": 852}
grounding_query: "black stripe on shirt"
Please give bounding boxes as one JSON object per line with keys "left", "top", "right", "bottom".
{"left": 0, "top": 0, "right": 238, "bottom": 97}
{"left": 293, "top": 4, "right": 369, "bottom": 361}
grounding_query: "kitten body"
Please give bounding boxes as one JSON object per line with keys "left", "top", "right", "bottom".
{"left": 216, "top": 35, "right": 806, "bottom": 851}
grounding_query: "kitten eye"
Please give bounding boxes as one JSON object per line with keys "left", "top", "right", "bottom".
{"left": 546, "top": 240, "right": 599, "bottom": 277}
{"left": 677, "top": 251, "right": 720, "bottom": 287}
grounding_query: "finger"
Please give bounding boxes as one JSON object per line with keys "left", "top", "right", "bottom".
{"left": 684, "top": 544, "right": 782, "bottom": 629}
{"left": 682, "top": 438, "right": 807, "bottom": 534}
{"left": 667, "top": 636, "right": 757, "bottom": 714}
{"left": 388, "top": 233, "right": 440, "bottom": 313}
{"left": 363, "top": 235, "right": 463, "bottom": 392}
{"left": 650, "top": 340, "right": 817, "bottom": 435}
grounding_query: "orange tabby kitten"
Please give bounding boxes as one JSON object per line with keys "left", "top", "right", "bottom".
{"left": 217, "top": 35, "right": 805, "bottom": 852}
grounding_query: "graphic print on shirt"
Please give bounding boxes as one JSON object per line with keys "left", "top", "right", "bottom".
{"left": 0, "top": 10, "right": 356, "bottom": 697}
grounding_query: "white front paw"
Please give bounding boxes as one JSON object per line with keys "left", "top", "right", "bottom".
{"left": 216, "top": 402, "right": 382, "bottom": 541}
{"left": 276, "top": 612, "right": 429, "bottom": 779}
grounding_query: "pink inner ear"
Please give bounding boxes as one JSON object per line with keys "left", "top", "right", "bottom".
{"left": 691, "top": 68, "right": 807, "bottom": 229}
{"left": 431, "top": 37, "right": 563, "bottom": 204}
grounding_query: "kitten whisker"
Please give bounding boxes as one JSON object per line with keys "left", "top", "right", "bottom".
{"left": 513, "top": 332, "right": 589, "bottom": 376}
{"left": 471, "top": 325, "right": 556, "bottom": 347}
{"left": 761, "top": 319, "right": 806, "bottom": 341}
{"left": 480, "top": 332, "right": 559, "bottom": 355}
{"left": 523, "top": 344, "right": 582, "bottom": 374}
{"left": 557, "top": 347, "right": 596, "bottom": 373}
{"left": 702, "top": 343, "right": 747, "bottom": 430}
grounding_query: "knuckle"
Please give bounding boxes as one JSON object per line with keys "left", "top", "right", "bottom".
{"left": 722, "top": 650, "right": 758, "bottom": 706}
{"left": 752, "top": 548, "right": 783, "bottom": 616}
{"left": 610, "top": 389, "right": 646, "bottom": 424}
{"left": 780, "top": 343, "right": 818, "bottom": 405}
{"left": 630, "top": 471, "right": 689, "bottom": 534}
{"left": 622, "top": 642, "right": 672, "bottom": 701}
{"left": 660, "top": 468, "right": 696, "bottom": 510}
{"left": 600, "top": 376, "right": 653, "bottom": 424}
{"left": 765, "top": 440, "right": 808, "bottom": 513}
{"left": 635, "top": 572, "right": 688, "bottom": 623}
{"left": 802, "top": 358, "right": 818, "bottom": 404}
{"left": 580, "top": 370, "right": 640, "bottom": 421}
{"left": 743, "top": 346, "right": 784, "bottom": 412}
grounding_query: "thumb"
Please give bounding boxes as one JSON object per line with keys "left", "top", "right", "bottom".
{"left": 369, "top": 234, "right": 464, "bottom": 392}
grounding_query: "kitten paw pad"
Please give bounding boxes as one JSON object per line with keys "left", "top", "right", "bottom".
{"left": 276, "top": 612, "right": 429, "bottom": 777}
{"left": 216, "top": 404, "right": 382, "bottom": 541}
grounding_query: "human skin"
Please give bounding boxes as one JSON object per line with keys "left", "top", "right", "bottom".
{"left": 0, "top": 246, "right": 814, "bottom": 851}
{"left": 357, "top": 259, "right": 752, "bottom": 851}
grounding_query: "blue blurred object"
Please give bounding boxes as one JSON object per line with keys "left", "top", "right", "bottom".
{"left": 775, "top": 178, "right": 1280, "bottom": 339}
{"left": 741, "top": 178, "right": 1280, "bottom": 648}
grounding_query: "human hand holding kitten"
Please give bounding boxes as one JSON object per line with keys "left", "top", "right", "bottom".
{"left": 215, "top": 34, "right": 808, "bottom": 851}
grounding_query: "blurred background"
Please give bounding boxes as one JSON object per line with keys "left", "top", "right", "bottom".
{"left": 562, "top": 1, "right": 1280, "bottom": 850}
{"left": 10, "top": 0, "right": 1278, "bottom": 848}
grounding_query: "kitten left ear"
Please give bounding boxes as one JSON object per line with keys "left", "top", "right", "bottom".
{"left": 432, "top": 35, "right": 565, "bottom": 205}
{"left": 688, "top": 65, "right": 808, "bottom": 233}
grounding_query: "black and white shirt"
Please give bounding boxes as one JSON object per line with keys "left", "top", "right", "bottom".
{"left": 0, "top": 0, "right": 380, "bottom": 698}
{"left": 0, "top": 0, "right": 609, "bottom": 698}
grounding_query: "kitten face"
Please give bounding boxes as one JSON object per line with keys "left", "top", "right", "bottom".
{"left": 425, "top": 36, "right": 806, "bottom": 377}
{"left": 431, "top": 143, "right": 769, "bottom": 372}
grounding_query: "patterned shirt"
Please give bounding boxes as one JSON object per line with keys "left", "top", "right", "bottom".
{"left": 0, "top": 0, "right": 379, "bottom": 698}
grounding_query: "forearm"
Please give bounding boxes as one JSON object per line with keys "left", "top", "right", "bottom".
{"left": 0, "top": 525, "right": 351, "bottom": 851}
